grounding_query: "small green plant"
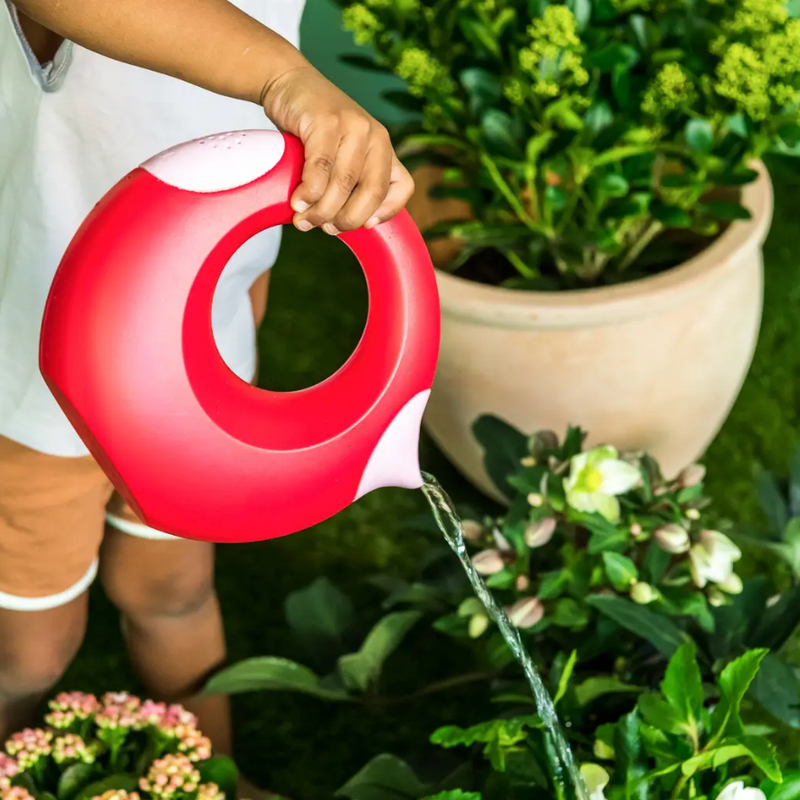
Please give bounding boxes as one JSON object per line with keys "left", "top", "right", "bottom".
{"left": 336, "top": 0, "right": 800, "bottom": 288}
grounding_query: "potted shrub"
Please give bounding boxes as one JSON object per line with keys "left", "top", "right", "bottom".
{"left": 333, "top": 0, "right": 798, "bottom": 498}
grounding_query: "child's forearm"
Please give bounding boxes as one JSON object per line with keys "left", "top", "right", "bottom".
{"left": 13, "top": 0, "right": 308, "bottom": 104}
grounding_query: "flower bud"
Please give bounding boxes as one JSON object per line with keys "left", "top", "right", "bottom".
{"left": 472, "top": 549, "right": 505, "bottom": 575}
{"left": 506, "top": 597, "right": 544, "bottom": 629}
{"left": 593, "top": 739, "right": 615, "bottom": 760}
{"left": 461, "top": 520, "right": 483, "bottom": 542}
{"left": 654, "top": 524, "right": 690, "bottom": 554}
{"left": 524, "top": 517, "right": 556, "bottom": 548}
{"left": 527, "top": 493, "right": 544, "bottom": 507}
{"left": 708, "top": 587, "right": 727, "bottom": 607}
{"left": 717, "top": 571, "right": 743, "bottom": 595}
{"left": 520, "top": 456, "right": 536, "bottom": 468}
{"left": 630, "top": 523, "right": 643, "bottom": 537}
{"left": 630, "top": 582, "right": 658, "bottom": 605}
{"left": 685, "top": 508, "right": 701, "bottom": 520}
{"left": 678, "top": 463, "right": 706, "bottom": 488}
{"left": 469, "top": 614, "right": 490, "bottom": 639}
{"left": 516, "top": 574, "right": 531, "bottom": 592}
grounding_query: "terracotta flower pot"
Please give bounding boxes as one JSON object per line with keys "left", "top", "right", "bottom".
{"left": 410, "top": 163, "right": 774, "bottom": 501}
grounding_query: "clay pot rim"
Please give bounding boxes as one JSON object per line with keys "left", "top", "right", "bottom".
{"left": 435, "top": 160, "right": 774, "bottom": 330}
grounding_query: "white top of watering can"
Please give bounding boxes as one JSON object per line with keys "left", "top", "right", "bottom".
{"left": 0, "top": 0, "right": 304, "bottom": 457}
{"left": 142, "top": 130, "right": 286, "bottom": 193}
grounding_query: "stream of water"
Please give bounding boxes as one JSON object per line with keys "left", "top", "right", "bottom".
{"left": 422, "top": 473, "right": 589, "bottom": 800}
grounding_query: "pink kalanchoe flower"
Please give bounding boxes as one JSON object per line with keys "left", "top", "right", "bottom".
{"left": 162, "top": 705, "right": 198, "bottom": 730}
{"left": 49, "top": 692, "right": 102, "bottom": 717}
{"left": 96, "top": 694, "right": 142, "bottom": 730}
{"left": 197, "top": 784, "right": 224, "bottom": 800}
{"left": 2, "top": 787, "right": 36, "bottom": 800}
{"left": 137, "top": 701, "right": 168, "bottom": 728}
{"left": 0, "top": 754, "right": 19, "bottom": 792}
{"left": 176, "top": 728, "right": 213, "bottom": 762}
{"left": 53, "top": 734, "right": 96, "bottom": 765}
{"left": 92, "top": 791, "right": 141, "bottom": 800}
{"left": 101, "top": 693, "right": 141, "bottom": 712}
{"left": 139, "top": 754, "right": 201, "bottom": 799}
{"left": 5, "top": 729, "right": 53, "bottom": 769}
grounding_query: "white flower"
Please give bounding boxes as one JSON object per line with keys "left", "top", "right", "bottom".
{"left": 689, "top": 530, "right": 742, "bottom": 588}
{"left": 580, "top": 763, "right": 609, "bottom": 800}
{"left": 654, "top": 523, "right": 690, "bottom": 554}
{"left": 630, "top": 582, "right": 658, "bottom": 605}
{"left": 506, "top": 597, "right": 544, "bottom": 629}
{"left": 563, "top": 447, "right": 641, "bottom": 523}
{"left": 717, "top": 571, "right": 743, "bottom": 595}
{"left": 524, "top": 518, "right": 557, "bottom": 548}
{"left": 715, "top": 781, "right": 766, "bottom": 800}
{"left": 472, "top": 550, "right": 505, "bottom": 576}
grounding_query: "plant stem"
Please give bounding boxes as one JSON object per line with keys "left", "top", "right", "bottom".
{"left": 503, "top": 249, "right": 537, "bottom": 279}
{"left": 480, "top": 152, "right": 544, "bottom": 234}
{"left": 618, "top": 220, "right": 663, "bottom": 272}
{"left": 362, "top": 671, "right": 495, "bottom": 706}
{"left": 671, "top": 775, "right": 690, "bottom": 800}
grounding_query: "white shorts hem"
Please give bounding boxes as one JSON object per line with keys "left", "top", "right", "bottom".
{"left": 105, "top": 512, "right": 178, "bottom": 541}
{"left": 0, "top": 559, "right": 98, "bottom": 612}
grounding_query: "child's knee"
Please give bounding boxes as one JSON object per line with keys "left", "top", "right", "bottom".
{"left": 101, "top": 563, "right": 215, "bottom": 620}
{"left": 0, "top": 627, "right": 82, "bottom": 699}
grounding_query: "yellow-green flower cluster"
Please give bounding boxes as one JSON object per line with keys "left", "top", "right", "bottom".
{"left": 518, "top": 6, "right": 588, "bottom": 98}
{"left": 342, "top": 5, "right": 382, "bottom": 46}
{"left": 722, "top": 0, "right": 788, "bottom": 35}
{"left": 504, "top": 78, "right": 527, "bottom": 106}
{"left": 641, "top": 63, "right": 698, "bottom": 116}
{"left": 395, "top": 48, "right": 454, "bottom": 97}
{"left": 712, "top": 0, "right": 800, "bottom": 118}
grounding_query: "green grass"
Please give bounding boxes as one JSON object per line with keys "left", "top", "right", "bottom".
{"left": 60, "top": 164, "right": 800, "bottom": 799}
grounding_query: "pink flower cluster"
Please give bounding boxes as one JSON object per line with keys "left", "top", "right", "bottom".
{"left": 0, "top": 754, "right": 19, "bottom": 791}
{"left": 1, "top": 787, "right": 35, "bottom": 800}
{"left": 196, "top": 784, "right": 224, "bottom": 800}
{"left": 139, "top": 754, "right": 201, "bottom": 798}
{"left": 45, "top": 692, "right": 102, "bottom": 730}
{"left": 52, "top": 734, "right": 95, "bottom": 765}
{"left": 91, "top": 791, "right": 141, "bottom": 800}
{"left": 96, "top": 693, "right": 142, "bottom": 730}
{"left": 133, "top": 703, "right": 210, "bottom": 762}
{"left": 5, "top": 729, "right": 53, "bottom": 770}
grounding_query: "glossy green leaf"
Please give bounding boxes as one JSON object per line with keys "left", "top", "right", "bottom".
{"left": 74, "top": 776, "right": 139, "bottom": 800}
{"left": 285, "top": 577, "right": 354, "bottom": 666}
{"left": 339, "top": 54, "right": 391, "bottom": 73}
{"left": 763, "top": 769, "right": 800, "bottom": 799}
{"left": 459, "top": 68, "right": 503, "bottom": 113}
{"left": 575, "top": 676, "right": 640, "bottom": 706}
{"left": 685, "top": 119, "right": 714, "bottom": 153}
{"left": 587, "top": 44, "right": 639, "bottom": 71}
{"left": 638, "top": 693, "right": 688, "bottom": 735}
{"left": 57, "top": 765, "right": 97, "bottom": 800}
{"left": 553, "top": 650, "right": 578, "bottom": 706}
{"left": 700, "top": 201, "right": 752, "bottom": 221}
{"left": 586, "top": 595, "right": 690, "bottom": 655}
{"left": 602, "top": 552, "right": 638, "bottom": 590}
{"left": 751, "top": 653, "right": 800, "bottom": 729}
{"left": 711, "top": 649, "right": 768, "bottom": 741}
{"left": 336, "top": 755, "right": 431, "bottom": 800}
{"left": 198, "top": 756, "right": 239, "bottom": 800}
{"left": 756, "top": 467, "right": 788, "bottom": 534}
{"left": 473, "top": 415, "right": 528, "bottom": 498}
{"left": 661, "top": 642, "right": 704, "bottom": 725}
{"left": 552, "top": 598, "right": 590, "bottom": 629}
{"left": 202, "top": 656, "right": 350, "bottom": 700}
{"left": 458, "top": 18, "right": 501, "bottom": 58}
{"left": 338, "top": 611, "right": 422, "bottom": 692}
{"left": 567, "top": 0, "right": 591, "bottom": 30}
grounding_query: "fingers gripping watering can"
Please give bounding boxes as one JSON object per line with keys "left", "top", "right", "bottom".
{"left": 39, "top": 131, "right": 440, "bottom": 543}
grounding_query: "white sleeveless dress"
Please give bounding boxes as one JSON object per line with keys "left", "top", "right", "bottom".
{"left": 0, "top": 0, "right": 305, "bottom": 456}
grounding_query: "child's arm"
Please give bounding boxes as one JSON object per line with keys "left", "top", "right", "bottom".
{"left": 14, "top": 0, "right": 413, "bottom": 233}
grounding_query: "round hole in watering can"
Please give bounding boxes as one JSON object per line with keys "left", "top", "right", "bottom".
{"left": 211, "top": 226, "right": 368, "bottom": 393}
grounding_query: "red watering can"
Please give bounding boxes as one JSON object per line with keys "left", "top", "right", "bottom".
{"left": 39, "top": 131, "right": 440, "bottom": 543}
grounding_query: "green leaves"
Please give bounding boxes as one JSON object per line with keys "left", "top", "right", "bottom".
{"left": 602, "top": 552, "right": 638, "bottom": 591}
{"left": 74, "top": 776, "right": 139, "bottom": 800}
{"left": 202, "top": 656, "right": 350, "bottom": 700}
{"left": 685, "top": 119, "right": 714, "bottom": 154}
{"left": 586, "top": 595, "right": 690, "bottom": 655}
{"left": 285, "top": 577, "right": 354, "bottom": 668}
{"left": 661, "top": 642, "right": 704, "bottom": 731}
{"left": 430, "top": 717, "right": 540, "bottom": 772}
{"left": 339, "top": 611, "right": 422, "bottom": 692}
{"left": 473, "top": 415, "right": 528, "bottom": 498}
{"left": 710, "top": 648, "right": 768, "bottom": 743}
{"left": 57, "top": 765, "right": 97, "bottom": 800}
{"left": 459, "top": 68, "right": 503, "bottom": 115}
{"left": 337, "top": 755, "right": 431, "bottom": 800}
{"left": 480, "top": 110, "right": 523, "bottom": 158}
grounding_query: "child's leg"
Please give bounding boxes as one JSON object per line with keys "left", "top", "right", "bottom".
{"left": 97, "top": 271, "right": 272, "bottom": 755}
{"left": 0, "top": 436, "right": 112, "bottom": 740}
{"left": 98, "top": 529, "right": 232, "bottom": 752}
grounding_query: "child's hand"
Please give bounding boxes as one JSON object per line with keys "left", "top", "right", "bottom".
{"left": 261, "top": 65, "right": 415, "bottom": 235}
